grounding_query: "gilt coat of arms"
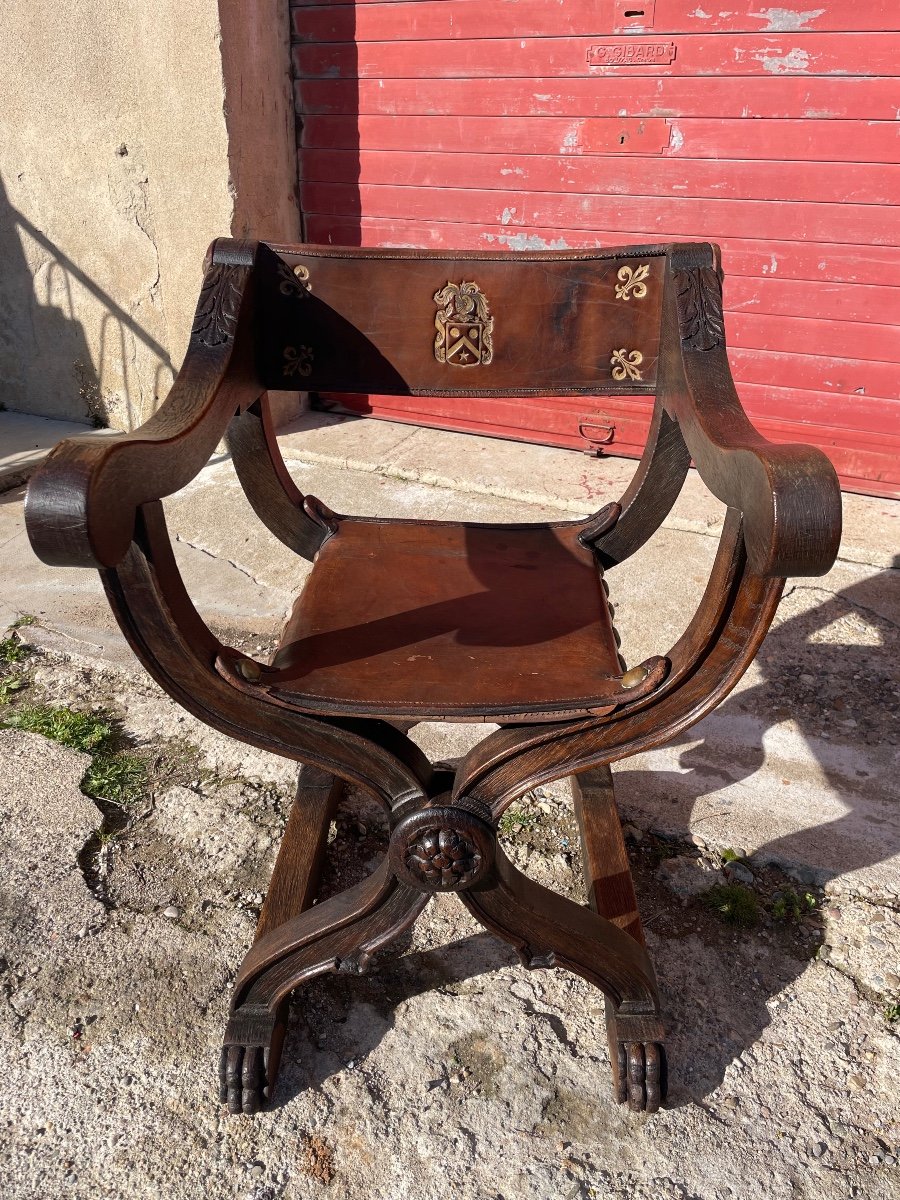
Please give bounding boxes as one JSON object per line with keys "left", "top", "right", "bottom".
{"left": 433, "top": 281, "right": 494, "bottom": 367}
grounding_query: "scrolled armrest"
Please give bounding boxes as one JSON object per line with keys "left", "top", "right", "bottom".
{"left": 25, "top": 239, "right": 263, "bottom": 569}
{"left": 659, "top": 244, "right": 841, "bottom": 578}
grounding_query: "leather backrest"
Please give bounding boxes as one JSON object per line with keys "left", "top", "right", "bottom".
{"left": 257, "top": 242, "right": 667, "bottom": 397}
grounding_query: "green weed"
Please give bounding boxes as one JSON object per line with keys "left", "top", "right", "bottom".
{"left": 702, "top": 883, "right": 760, "bottom": 928}
{"left": 0, "top": 675, "right": 24, "bottom": 703}
{"left": 0, "top": 634, "right": 33, "bottom": 664}
{"left": 2, "top": 703, "right": 147, "bottom": 805}
{"left": 498, "top": 804, "right": 542, "bottom": 835}
{"left": 4, "top": 704, "right": 113, "bottom": 752}
{"left": 771, "top": 888, "right": 817, "bottom": 923}
{"left": 883, "top": 1002, "right": 900, "bottom": 1025}
{"left": 83, "top": 752, "right": 146, "bottom": 804}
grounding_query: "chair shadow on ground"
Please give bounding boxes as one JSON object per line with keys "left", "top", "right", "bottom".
{"left": 619, "top": 562, "right": 898, "bottom": 884}
{"left": 265, "top": 564, "right": 898, "bottom": 1110}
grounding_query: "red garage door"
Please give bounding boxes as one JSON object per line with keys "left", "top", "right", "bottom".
{"left": 291, "top": 1, "right": 900, "bottom": 498}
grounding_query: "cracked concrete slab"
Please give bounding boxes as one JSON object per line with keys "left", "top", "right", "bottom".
{"left": 0, "top": 683, "right": 898, "bottom": 1200}
{"left": 0, "top": 730, "right": 103, "bottom": 956}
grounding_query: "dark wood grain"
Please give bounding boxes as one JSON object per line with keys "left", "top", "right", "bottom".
{"left": 235, "top": 860, "right": 398, "bottom": 1001}
{"left": 224, "top": 865, "right": 427, "bottom": 1113}
{"left": 461, "top": 844, "right": 659, "bottom": 1012}
{"left": 104, "top": 504, "right": 434, "bottom": 811}
{"left": 572, "top": 767, "right": 643, "bottom": 944}
{"left": 594, "top": 401, "right": 692, "bottom": 568}
{"left": 220, "top": 766, "right": 343, "bottom": 1113}
{"left": 25, "top": 240, "right": 263, "bottom": 569}
{"left": 254, "top": 767, "right": 344, "bottom": 942}
{"left": 571, "top": 766, "right": 668, "bottom": 1111}
{"left": 226, "top": 396, "right": 328, "bottom": 561}
{"left": 658, "top": 243, "right": 842, "bottom": 578}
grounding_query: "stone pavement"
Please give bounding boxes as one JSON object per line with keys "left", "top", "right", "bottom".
{"left": 0, "top": 413, "right": 898, "bottom": 1199}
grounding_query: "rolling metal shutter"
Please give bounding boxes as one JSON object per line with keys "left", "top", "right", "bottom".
{"left": 291, "top": 1, "right": 900, "bottom": 498}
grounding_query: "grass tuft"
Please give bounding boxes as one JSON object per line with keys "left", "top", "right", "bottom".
{"left": 771, "top": 888, "right": 817, "bottom": 923}
{"left": 83, "top": 752, "right": 147, "bottom": 804}
{"left": 0, "top": 634, "right": 33, "bottom": 664}
{"left": 498, "top": 804, "right": 542, "bottom": 835}
{"left": 2, "top": 703, "right": 147, "bottom": 805}
{"left": 4, "top": 704, "right": 113, "bottom": 753}
{"left": 0, "top": 675, "right": 25, "bottom": 703}
{"left": 702, "top": 883, "right": 760, "bottom": 928}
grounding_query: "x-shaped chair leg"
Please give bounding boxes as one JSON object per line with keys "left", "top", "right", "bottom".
{"left": 460, "top": 844, "right": 665, "bottom": 1113}
{"left": 222, "top": 866, "right": 427, "bottom": 1114}
{"left": 223, "top": 769, "right": 666, "bottom": 1114}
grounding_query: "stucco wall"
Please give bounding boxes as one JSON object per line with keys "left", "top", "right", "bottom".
{"left": 0, "top": 1, "right": 301, "bottom": 428}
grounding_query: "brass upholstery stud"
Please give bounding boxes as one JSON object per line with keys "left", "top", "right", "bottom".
{"left": 621, "top": 664, "right": 651, "bottom": 690}
{"left": 238, "top": 658, "right": 262, "bottom": 683}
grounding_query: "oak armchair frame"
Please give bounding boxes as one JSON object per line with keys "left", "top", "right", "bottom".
{"left": 26, "top": 238, "right": 841, "bottom": 1115}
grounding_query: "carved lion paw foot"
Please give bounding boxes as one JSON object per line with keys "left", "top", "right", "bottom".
{"left": 220, "top": 1006, "right": 286, "bottom": 1115}
{"left": 219, "top": 1042, "right": 272, "bottom": 1115}
{"left": 612, "top": 1039, "right": 667, "bottom": 1113}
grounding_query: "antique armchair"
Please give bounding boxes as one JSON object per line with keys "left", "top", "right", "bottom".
{"left": 26, "top": 239, "right": 841, "bottom": 1115}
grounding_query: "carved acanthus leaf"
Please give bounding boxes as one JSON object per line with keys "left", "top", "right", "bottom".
{"left": 675, "top": 266, "right": 725, "bottom": 352}
{"left": 191, "top": 266, "right": 242, "bottom": 348}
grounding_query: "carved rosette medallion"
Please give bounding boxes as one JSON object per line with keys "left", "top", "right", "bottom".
{"left": 433, "top": 281, "right": 494, "bottom": 367}
{"left": 408, "top": 827, "right": 480, "bottom": 888}
{"left": 390, "top": 806, "right": 494, "bottom": 892}
{"left": 614, "top": 263, "right": 650, "bottom": 301}
{"left": 675, "top": 265, "right": 725, "bottom": 352}
{"left": 191, "top": 265, "right": 242, "bottom": 348}
{"left": 610, "top": 348, "right": 644, "bottom": 382}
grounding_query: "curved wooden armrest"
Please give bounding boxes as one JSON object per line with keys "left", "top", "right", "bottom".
{"left": 660, "top": 243, "right": 841, "bottom": 578}
{"left": 25, "top": 239, "right": 263, "bottom": 569}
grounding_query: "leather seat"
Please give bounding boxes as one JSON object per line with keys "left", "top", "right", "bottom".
{"left": 269, "top": 518, "right": 622, "bottom": 721}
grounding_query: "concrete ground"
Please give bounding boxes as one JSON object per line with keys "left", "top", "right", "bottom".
{"left": 0, "top": 410, "right": 108, "bottom": 492}
{"left": 1, "top": 413, "right": 898, "bottom": 1199}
